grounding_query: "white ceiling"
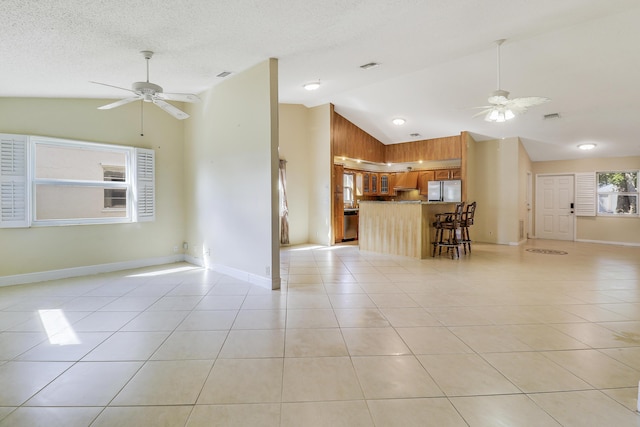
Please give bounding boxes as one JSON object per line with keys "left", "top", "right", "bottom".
{"left": 2, "top": 0, "right": 640, "bottom": 162}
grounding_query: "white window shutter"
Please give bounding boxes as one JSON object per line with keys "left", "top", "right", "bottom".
{"left": 575, "top": 172, "right": 596, "bottom": 217}
{"left": 134, "top": 148, "right": 155, "bottom": 222}
{"left": 0, "top": 134, "right": 29, "bottom": 228}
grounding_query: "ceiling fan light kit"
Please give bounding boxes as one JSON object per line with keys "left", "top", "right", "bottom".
{"left": 474, "top": 39, "right": 550, "bottom": 123}
{"left": 93, "top": 50, "right": 200, "bottom": 120}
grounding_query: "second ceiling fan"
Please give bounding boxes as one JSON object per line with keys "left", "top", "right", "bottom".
{"left": 474, "top": 39, "right": 550, "bottom": 123}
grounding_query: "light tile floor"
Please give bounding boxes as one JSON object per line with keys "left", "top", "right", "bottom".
{"left": 0, "top": 240, "right": 639, "bottom": 426}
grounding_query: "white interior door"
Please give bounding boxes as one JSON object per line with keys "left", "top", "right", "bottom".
{"left": 535, "top": 175, "right": 575, "bottom": 241}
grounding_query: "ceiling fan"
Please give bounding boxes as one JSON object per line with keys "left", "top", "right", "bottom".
{"left": 92, "top": 50, "right": 200, "bottom": 120}
{"left": 474, "top": 39, "right": 549, "bottom": 122}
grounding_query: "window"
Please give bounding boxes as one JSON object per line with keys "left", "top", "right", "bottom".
{"left": 103, "top": 167, "right": 126, "bottom": 209}
{"left": 0, "top": 134, "right": 155, "bottom": 228}
{"left": 597, "top": 171, "right": 638, "bottom": 216}
{"left": 343, "top": 173, "right": 354, "bottom": 207}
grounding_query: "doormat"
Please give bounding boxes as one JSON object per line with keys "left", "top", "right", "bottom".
{"left": 525, "top": 248, "right": 568, "bottom": 255}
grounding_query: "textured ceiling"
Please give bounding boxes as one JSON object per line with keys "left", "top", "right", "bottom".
{"left": 2, "top": 0, "right": 640, "bottom": 161}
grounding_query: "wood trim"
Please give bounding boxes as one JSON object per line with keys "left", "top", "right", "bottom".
{"left": 332, "top": 112, "right": 385, "bottom": 163}
{"left": 384, "top": 135, "right": 461, "bottom": 163}
{"left": 330, "top": 104, "right": 336, "bottom": 244}
{"left": 460, "top": 131, "right": 468, "bottom": 202}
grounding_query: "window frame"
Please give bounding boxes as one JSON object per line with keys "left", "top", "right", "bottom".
{"left": 596, "top": 170, "right": 639, "bottom": 217}
{"left": 0, "top": 133, "right": 155, "bottom": 228}
{"left": 31, "top": 137, "right": 133, "bottom": 226}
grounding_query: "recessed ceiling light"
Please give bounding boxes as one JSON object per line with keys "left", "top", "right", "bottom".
{"left": 360, "top": 62, "right": 380, "bottom": 70}
{"left": 303, "top": 81, "right": 321, "bottom": 91}
{"left": 578, "top": 143, "right": 597, "bottom": 150}
{"left": 392, "top": 118, "right": 406, "bottom": 126}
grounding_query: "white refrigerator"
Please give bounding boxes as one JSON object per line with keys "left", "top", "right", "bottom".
{"left": 427, "top": 180, "right": 461, "bottom": 202}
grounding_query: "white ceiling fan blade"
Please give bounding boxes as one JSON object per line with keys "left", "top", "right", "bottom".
{"left": 472, "top": 108, "right": 493, "bottom": 118}
{"left": 98, "top": 97, "right": 140, "bottom": 110}
{"left": 90, "top": 81, "right": 135, "bottom": 93}
{"left": 509, "top": 96, "right": 551, "bottom": 109}
{"left": 153, "top": 99, "right": 190, "bottom": 120}
{"left": 156, "top": 92, "right": 201, "bottom": 103}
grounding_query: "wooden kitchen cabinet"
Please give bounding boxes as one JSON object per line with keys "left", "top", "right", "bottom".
{"left": 363, "top": 172, "right": 371, "bottom": 194}
{"left": 434, "top": 168, "right": 462, "bottom": 180}
{"left": 355, "top": 172, "right": 364, "bottom": 196}
{"left": 434, "top": 169, "right": 450, "bottom": 180}
{"left": 418, "top": 171, "right": 435, "bottom": 195}
{"left": 379, "top": 173, "right": 391, "bottom": 195}
{"left": 370, "top": 173, "right": 378, "bottom": 194}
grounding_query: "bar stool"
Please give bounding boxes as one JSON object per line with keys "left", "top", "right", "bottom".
{"left": 432, "top": 202, "right": 464, "bottom": 258}
{"left": 460, "top": 201, "right": 476, "bottom": 254}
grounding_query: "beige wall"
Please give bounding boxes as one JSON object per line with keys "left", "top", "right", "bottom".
{"left": 0, "top": 97, "right": 186, "bottom": 276}
{"left": 307, "top": 104, "right": 332, "bottom": 245}
{"left": 276, "top": 103, "right": 333, "bottom": 246}
{"left": 468, "top": 137, "right": 521, "bottom": 244}
{"left": 183, "top": 59, "right": 280, "bottom": 288}
{"left": 278, "top": 104, "right": 311, "bottom": 245}
{"left": 533, "top": 156, "right": 640, "bottom": 244}
{"left": 518, "top": 139, "right": 533, "bottom": 242}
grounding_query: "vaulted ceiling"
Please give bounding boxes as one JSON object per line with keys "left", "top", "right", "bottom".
{"left": 2, "top": 0, "right": 639, "bottom": 161}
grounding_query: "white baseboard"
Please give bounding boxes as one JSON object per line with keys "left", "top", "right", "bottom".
{"left": 185, "top": 254, "right": 204, "bottom": 267}
{"left": 509, "top": 239, "right": 528, "bottom": 246}
{"left": 183, "top": 255, "right": 280, "bottom": 290}
{"left": 212, "top": 263, "right": 281, "bottom": 290}
{"left": 575, "top": 239, "right": 640, "bottom": 247}
{"left": 0, "top": 254, "right": 186, "bottom": 287}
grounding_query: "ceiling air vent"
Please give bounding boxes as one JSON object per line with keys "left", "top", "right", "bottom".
{"left": 360, "top": 62, "right": 380, "bottom": 70}
{"left": 543, "top": 113, "right": 561, "bottom": 120}
{"left": 216, "top": 71, "right": 232, "bottom": 78}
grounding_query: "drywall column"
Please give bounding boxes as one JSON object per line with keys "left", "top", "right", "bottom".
{"left": 184, "top": 59, "right": 281, "bottom": 289}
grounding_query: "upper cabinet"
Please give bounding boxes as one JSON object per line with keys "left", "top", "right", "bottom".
{"left": 434, "top": 169, "right": 450, "bottom": 180}
{"left": 379, "top": 173, "right": 391, "bottom": 195}
{"left": 418, "top": 171, "right": 435, "bottom": 195}
{"left": 434, "top": 168, "right": 461, "bottom": 180}
{"left": 370, "top": 173, "right": 378, "bottom": 194}
{"left": 363, "top": 172, "right": 371, "bottom": 194}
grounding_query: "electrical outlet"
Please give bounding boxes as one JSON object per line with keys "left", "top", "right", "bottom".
{"left": 265, "top": 266, "right": 270, "bottom": 276}
{"left": 183, "top": 242, "right": 188, "bottom": 250}
{"left": 173, "top": 246, "right": 179, "bottom": 253}
{"left": 205, "top": 248, "right": 211, "bottom": 257}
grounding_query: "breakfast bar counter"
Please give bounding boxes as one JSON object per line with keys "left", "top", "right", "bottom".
{"left": 358, "top": 201, "right": 458, "bottom": 259}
